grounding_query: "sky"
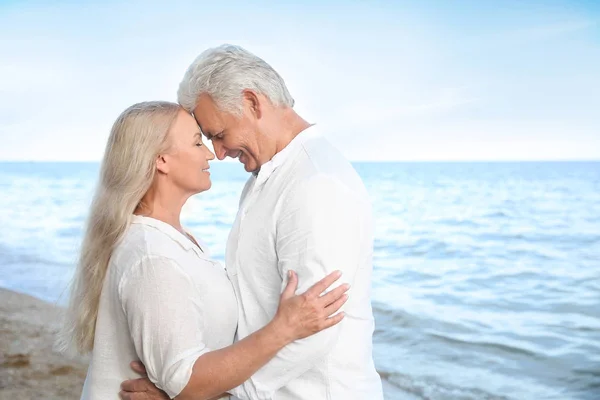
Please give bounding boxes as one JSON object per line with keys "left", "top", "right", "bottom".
{"left": 0, "top": 0, "right": 599, "bottom": 161}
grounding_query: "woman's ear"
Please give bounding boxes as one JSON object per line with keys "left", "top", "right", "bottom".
{"left": 156, "top": 154, "right": 169, "bottom": 174}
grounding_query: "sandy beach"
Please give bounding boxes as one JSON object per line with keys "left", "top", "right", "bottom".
{"left": 0, "top": 287, "right": 417, "bottom": 399}
{"left": 0, "top": 288, "right": 88, "bottom": 399}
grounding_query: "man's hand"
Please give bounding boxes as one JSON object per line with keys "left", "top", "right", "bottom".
{"left": 119, "top": 361, "right": 169, "bottom": 400}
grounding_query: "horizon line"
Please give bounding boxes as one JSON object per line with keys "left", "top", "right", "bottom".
{"left": 1, "top": 159, "right": 599, "bottom": 163}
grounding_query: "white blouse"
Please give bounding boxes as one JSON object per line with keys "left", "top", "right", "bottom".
{"left": 81, "top": 215, "right": 238, "bottom": 400}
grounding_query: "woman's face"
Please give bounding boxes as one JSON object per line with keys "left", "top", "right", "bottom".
{"left": 159, "top": 109, "right": 215, "bottom": 194}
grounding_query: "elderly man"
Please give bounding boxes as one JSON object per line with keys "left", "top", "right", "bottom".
{"left": 120, "top": 44, "right": 383, "bottom": 400}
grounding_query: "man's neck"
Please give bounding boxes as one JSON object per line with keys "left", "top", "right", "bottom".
{"left": 253, "top": 109, "right": 312, "bottom": 174}
{"left": 274, "top": 111, "right": 312, "bottom": 155}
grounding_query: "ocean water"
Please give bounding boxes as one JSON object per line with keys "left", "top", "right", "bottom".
{"left": 1, "top": 161, "right": 599, "bottom": 400}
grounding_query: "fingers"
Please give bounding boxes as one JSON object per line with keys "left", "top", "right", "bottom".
{"left": 119, "top": 391, "right": 134, "bottom": 400}
{"left": 118, "top": 391, "right": 157, "bottom": 400}
{"left": 130, "top": 360, "right": 147, "bottom": 376}
{"left": 319, "top": 283, "right": 350, "bottom": 307}
{"left": 324, "top": 292, "right": 349, "bottom": 316}
{"left": 281, "top": 270, "right": 298, "bottom": 300}
{"left": 119, "top": 390, "right": 143, "bottom": 400}
{"left": 121, "top": 378, "right": 150, "bottom": 392}
{"left": 304, "top": 270, "right": 342, "bottom": 298}
{"left": 324, "top": 311, "right": 346, "bottom": 329}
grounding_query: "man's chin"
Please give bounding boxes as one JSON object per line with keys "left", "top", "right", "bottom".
{"left": 241, "top": 161, "right": 259, "bottom": 174}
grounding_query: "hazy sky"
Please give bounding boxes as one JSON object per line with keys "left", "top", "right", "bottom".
{"left": 1, "top": 0, "right": 599, "bottom": 161}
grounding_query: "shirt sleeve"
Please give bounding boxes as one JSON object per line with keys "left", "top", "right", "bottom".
{"left": 230, "top": 174, "right": 368, "bottom": 400}
{"left": 118, "top": 255, "right": 211, "bottom": 399}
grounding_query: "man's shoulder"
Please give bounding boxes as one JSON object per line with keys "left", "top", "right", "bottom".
{"left": 291, "top": 149, "right": 369, "bottom": 201}
{"left": 300, "top": 134, "right": 349, "bottom": 170}
{"left": 278, "top": 171, "right": 370, "bottom": 220}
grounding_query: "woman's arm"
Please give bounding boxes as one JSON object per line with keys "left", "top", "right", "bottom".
{"left": 119, "top": 264, "right": 348, "bottom": 400}
{"left": 177, "top": 269, "right": 347, "bottom": 400}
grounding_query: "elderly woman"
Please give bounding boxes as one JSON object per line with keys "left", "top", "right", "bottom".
{"left": 59, "top": 101, "right": 348, "bottom": 400}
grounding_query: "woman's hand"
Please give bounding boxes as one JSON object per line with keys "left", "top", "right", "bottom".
{"left": 272, "top": 270, "right": 349, "bottom": 344}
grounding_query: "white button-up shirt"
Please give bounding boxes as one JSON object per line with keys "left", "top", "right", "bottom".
{"left": 81, "top": 216, "right": 238, "bottom": 400}
{"left": 228, "top": 126, "right": 383, "bottom": 400}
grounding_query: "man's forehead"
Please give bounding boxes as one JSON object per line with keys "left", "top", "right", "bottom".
{"left": 193, "top": 98, "right": 221, "bottom": 122}
{"left": 191, "top": 113, "right": 217, "bottom": 138}
{"left": 192, "top": 98, "right": 226, "bottom": 135}
{"left": 191, "top": 114, "right": 208, "bottom": 137}
{"left": 194, "top": 93, "right": 219, "bottom": 113}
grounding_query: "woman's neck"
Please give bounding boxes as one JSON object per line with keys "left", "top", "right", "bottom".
{"left": 135, "top": 187, "right": 188, "bottom": 234}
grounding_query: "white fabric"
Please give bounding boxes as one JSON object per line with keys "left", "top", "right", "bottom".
{"left": 228, "top": 126, "right": 384, "bottom": 400}
{"left": 80, "top": 215, "right": 238, "bottom": 400}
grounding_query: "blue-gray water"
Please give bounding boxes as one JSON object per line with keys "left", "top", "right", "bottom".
{"left": 1, "top": 161, "right": 599, "bottom": 399}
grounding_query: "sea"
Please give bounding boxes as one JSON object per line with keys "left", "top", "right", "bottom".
{"left": 1, "top": 161, "right": 599, "bottom": 400}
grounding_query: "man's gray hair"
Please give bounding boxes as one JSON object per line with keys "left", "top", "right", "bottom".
{"left": 177, "top": 44, "right": 295, "bottom": 115}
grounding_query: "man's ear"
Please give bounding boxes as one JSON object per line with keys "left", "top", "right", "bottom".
{"left": 242, "top": 89, "right": 262, "bottom": 119}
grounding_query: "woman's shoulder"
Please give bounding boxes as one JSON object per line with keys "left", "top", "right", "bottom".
{"left": 110, "top": 223, "right": 180, "bottom": 272}
{"left": 112, "top": 222, "right": 218, "bottom": 275}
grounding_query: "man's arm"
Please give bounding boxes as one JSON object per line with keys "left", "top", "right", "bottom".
{"left": 230, "top": 174, "right": 368, "bottom": 399}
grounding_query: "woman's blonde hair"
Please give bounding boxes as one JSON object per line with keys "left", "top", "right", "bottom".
{"left": 58, "top": 101, "right": 181, "bottom": 354}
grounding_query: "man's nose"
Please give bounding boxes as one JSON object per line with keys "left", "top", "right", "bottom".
{"left": 213, "top": 142, "right": 227, "bottom": 160}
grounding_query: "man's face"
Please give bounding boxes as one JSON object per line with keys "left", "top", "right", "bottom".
{"left": 192, "top": 94, "right": 261, "bottom": 173}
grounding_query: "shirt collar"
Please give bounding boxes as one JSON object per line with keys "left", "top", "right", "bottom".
{"left": 254, "top": 124, "right": 319, "bottom": 186}
{"left": 131, "top": 215, "right": 208, "bottom": 259}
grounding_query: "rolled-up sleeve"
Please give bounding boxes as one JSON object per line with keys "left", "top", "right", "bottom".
{"left": 118, "top": 255, "right": 210, "bottom": 398}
